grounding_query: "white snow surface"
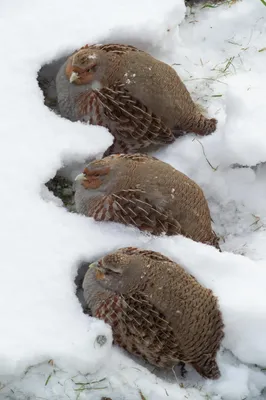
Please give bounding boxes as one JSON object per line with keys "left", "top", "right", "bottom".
{"left": 1, "top": 0, "right": 266, "bottom": 399}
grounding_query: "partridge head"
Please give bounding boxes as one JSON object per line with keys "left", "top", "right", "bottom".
{"left": 83, "top": 247, "right": 224, "bottom": 379}
{"left": 65, "top": 48, "right": 108, "bottom": 87}
{"left": 56, "top": 43, "right": 217, "bottom": 156}
{"left": 74, "top": 153, "right": 220, "bottom": 249}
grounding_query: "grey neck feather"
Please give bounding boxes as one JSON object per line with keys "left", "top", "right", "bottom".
{"left": 74, "top": 181, "right": 103, "bottom": 215}
{"left": 56, "top": 61, "right": 91, "bottom": 121}
{"left": 82, "top": 268, "right": 112, "bottom": 312}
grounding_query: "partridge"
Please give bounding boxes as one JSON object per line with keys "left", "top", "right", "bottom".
{"left": 83, "top": 247, "right": 224, "bottom": 379}
{"left": 74, "top": 153, "right": 220, "bottom": 249}
{"left": 56, "top": 43, "right": 217, "bottom": 156}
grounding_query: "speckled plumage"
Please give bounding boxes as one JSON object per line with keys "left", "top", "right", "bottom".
{"left": 83, "top": 247, "right": 224, "bottom": 379}
{"left": 74, "top": 153, "right": 220, "bottom": 249}
{"left": 56, "top": 43, "right": 217, "bottom": 156}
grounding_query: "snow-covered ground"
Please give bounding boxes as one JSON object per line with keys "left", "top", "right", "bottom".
{"left": 1, "top": 0, "right": 266, "bottom": 398}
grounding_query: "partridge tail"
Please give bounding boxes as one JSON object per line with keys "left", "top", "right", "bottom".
{"left": 192, "top": 114, "right": 217, "bottom": 136}
{"left": 177, "top": 113, "right": 217, "bottom": 137}
{"left": 212, "top": 231, "right": 221, "bottom": 252}
{"left": 192, "top": 356, "right": 221, "bottom": 380}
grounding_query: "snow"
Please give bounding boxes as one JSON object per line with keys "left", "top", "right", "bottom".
{"left": 1, "top": 0, "right": 266, "bottom": 399}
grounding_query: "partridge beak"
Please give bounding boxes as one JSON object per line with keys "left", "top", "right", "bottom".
{"left": 89, "top": 262, "right": 98, "bottom": 269}
{"left": 75, "top": 173, "right": 86, "bottom": 181}
{"left": 69, "top": 71, "right": 79, "bottom": 83}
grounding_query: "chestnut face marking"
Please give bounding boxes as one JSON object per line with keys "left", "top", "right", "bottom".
{"left": 65, "top": 51, "right": 98, "bottom": 85}
{"left": 95, "top": 268, "right": 105, "bottom": 280}
{"left": 65, "top": 64, "right": 97, "bottom": 85}
{"left": 83, "top": 166, "right": 110, "bottom": 177}
{"left": 81, "top": 176, "right": 102, "bottom": 189}
{"left": 75, "top": 166, "right": 111, "bottom": 190}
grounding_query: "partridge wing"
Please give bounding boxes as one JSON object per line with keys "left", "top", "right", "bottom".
{"left": 117, "top": 292, "right": 183, "bottom": 366}
{"left": 118, "top": 246, "right": 175, "bottom": 264}
{"left": 88, "top": 189, "right": 182, "bottom": 235}
{"left": 95, "top": 84, "right": 175, "bottom": 147}
{"left": 79, "top": 43, "right": 144, "bottom": 55}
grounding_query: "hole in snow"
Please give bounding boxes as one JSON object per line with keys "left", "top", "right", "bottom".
{"left": 75, "top": 260, "right": 92, "bottom": 315}
{"left": 74, "top": 255, "right": 111, "bottom": 317}
{"left": 45, "top": 173, "right": 75, "bottom": 212}
{"left": 43, "top": 158, "right": 94, "bottom": 211}
{"left": 37, "top": 54, "right": 68, "bottom": 112}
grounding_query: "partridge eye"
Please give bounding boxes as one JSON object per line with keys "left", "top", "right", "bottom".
{"left": 87, "top": 65, "right": 96, "bottom": 73}
{"left": 106, "top": 268, "right": 121, "bottom": 275}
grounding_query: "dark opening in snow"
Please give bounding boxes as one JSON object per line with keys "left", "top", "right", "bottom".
{"left": 37, "top": 54, "right": 68, "bottom": 112}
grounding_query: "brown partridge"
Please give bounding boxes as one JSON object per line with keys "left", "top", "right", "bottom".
{"left": 83, "top": 247, "right": 224, "bottom": 379}
{"left": 56, "top": 43, "right": 217, "bottom": 156}
{"left": 74, "top": 153, "right": 220, "bottom": 249}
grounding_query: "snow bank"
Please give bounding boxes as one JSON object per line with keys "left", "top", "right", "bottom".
{"left": 0, "top": 0, "right": 184, "bottom": 378}
{"left": 1, "top": 0, "right": 266, "bottom": 398}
